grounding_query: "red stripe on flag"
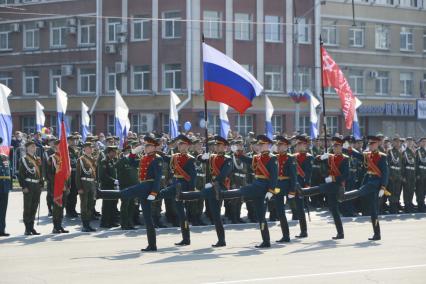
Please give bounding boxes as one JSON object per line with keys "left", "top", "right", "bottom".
{"left": 204, "top": 81, "right": 252, "bottom": 114}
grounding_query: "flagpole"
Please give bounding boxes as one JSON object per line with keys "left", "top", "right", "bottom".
{"left": 202, "top": 34, "right": 209, "bottom": 154}
{"left": 319, "top": 36, "right": 328, "bottom": 151}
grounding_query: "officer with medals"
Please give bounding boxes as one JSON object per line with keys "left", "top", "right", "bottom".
{"left": 340, "top": 135, "right": 389, "bottom": 241}
{"left": 18, "top": 141, "right": 43, "bottom": 235}
{"left": 0, "top": 137, "right": 12, "bottom": 237}
{"left": 300, "top": 136, "right": 349, "bottom": 239}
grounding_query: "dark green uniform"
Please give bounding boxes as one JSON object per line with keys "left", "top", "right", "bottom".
{"left": 42, "top": 147, "right": 55, "bottom": 216}
{"left": 76, "top": 153, "right": 97, "bottom": 231}
{"left": 99, "top": 154, "right": 119, "bottom": 228}
{"left": 244, "top": 151, "right": 257, "bottom": 223}
{"left": 387, "top": 147, "right": 403, "bottom": 214}
{"left": 18, "top": 154, "right": 43, "bottom": 234}
{"left": 402, "top": 148, "right": 416, "bottom": 213}
{"left": 0, "top": 153, "right": 11, "bottom": 235}
{"left": 415, "top": 147, "right": 426, "bottom": 212}
{"left": 65, "top": 146, "right": 79, "bottom": 217}
{"left": 229, "top": 150, "right": 247, "bottom": 223}
{"left": 189, "top": 152, "right": 206, "bottom": 226}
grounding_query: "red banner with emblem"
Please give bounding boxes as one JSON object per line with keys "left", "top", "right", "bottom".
{"left": 53, "top": 121, "right": 71, "bottom": 206}
{"left": 321, "top": 47, "right": 356, "bottom": 129}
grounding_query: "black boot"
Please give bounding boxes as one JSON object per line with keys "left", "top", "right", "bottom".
{"left": 276, "top": 216, "right": 290, "bottom": 243}
{"left": 255, "top": 222, "right": 271, "bottom": 248}
{"left": 332, "top": 214, "right": 344, "bottom": 240}
{"left": 96, "top": 189, "right": 121, "bottom": 200}
{"left": 175, "top": 221, "right": 190, "bottom": 246}
{"left": 142, "top": 227, "right": 157, "bottom": 252}
{"left": 52, "top": 221, "right": 61, "bottom": 234}
{"left": 389, "top": 203, "right": 398, "bottom": 214}
{"left": 30, "top": 221, "right": 41, "bottom": 235}
{"left": 296, "top": 216, "right": 308, "bottom": 238}
{"left": 82, "top": 221, "right": 92, "bottom": 232}
{"left": 368, "top": 219, "right": 381, "bottom": 241}
{"left": 60, "top": 225, "right": 69, "bottom": 233}
{"left": 175, "top": 183, "right": 182, "bottom": 201}
{"left": 212, "top": 224, "right": 226, "bottom": 247}
{"left": 24, "top": 222, "right": 32, "bottom": 235}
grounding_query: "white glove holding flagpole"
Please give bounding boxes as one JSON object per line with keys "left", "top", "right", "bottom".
{"left": 320, "top": 153, "right": 329, "bottom": 160}
{"left": 265, "top": 192, "right": 273, "bottom": 201}
{"left": 147, "top": 194, "right": 156, "bottom": 201}
{"left": 132, "top": 145, "right": 144, "bottom": 155}
{"left": 201, "top": 152, "right": 210, "bottom": 160}
{"left": 325, "top": 176, "right": 333, "bottom": 183}
{"left": 378, "top": 189, "right": 385, "bottom": 198}
{"left": 205, "top": 183, "right": 213, "bottom": 189}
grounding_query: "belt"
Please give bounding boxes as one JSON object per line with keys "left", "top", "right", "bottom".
{"left": 312, "top": 165, "right": 320, "bottom": 169}
{"left": 161, "top": 175, "right": 166, "bottom": 179}
{"left": 278, "top": 176, "right": 289, "bottom": 180}
{"left": 196, "top": 173, "right": 206, "bottom": 177}
{"left": 0, "top": 176, "right": 10, "bottom": 180}
{"left": 140, "top": 178, "right": 154, "bottom": 182}
{"left": 174, "top": 175, "right": 186, "bottom": 179}
{"left": 81, "top": 177, "right": 95, "bottom": 182}
{"left": 366, "top": 172, "right": 380, "bottom": 177}
{"left": 419, "top": 165, "right": 426, "bottom": 170}
{"left": 255, "top": 175, "right": 268, "bottom": 180}
{"left": 234, "top": 173, "right": 246, "bottom": 177}
{"left": 25, "top": 178, "right": 39, "bottom": 183}
{"left": 390, "top": 166, "right": 401, "bottom": 170}
{"left": 406, "top": 166, "right": 415, "bottom": 170}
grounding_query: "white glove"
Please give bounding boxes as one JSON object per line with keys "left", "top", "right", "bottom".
{"left": 378, "top": 189, "right": 385, "bottom": 198}
{"left": 201, "top": 152, "right": 210, "bottom": 160}
{"left": 230, "top": 145, "right": 238, "bottom": 153}
{"left": 325, "top": 176, "right": 333, "bottom": 183}
{"left": 114, "top": 180, "right": 119, "bottom": 186}
{"left": 265, "top": 192, "right": 273, "bottom": 201}
{"left": 270, "top": 145, "right": 277, "bottom": 153}
{"left": 205, "top": 183, "right": 213, "bottom": 189}
{"left": 147, "top": 194, "right": 156, "bottom": 201}
{"left": 320, "top": 153, "right": 329, "bottom": 160}
{"left": 131, "top": 145, "right": 144, "bottom": 155}
{"left": 288, "top": 193, "right": 295, "bottom": 199}
{"left": 343, "top": 142, "right": 350, "bottom": 149}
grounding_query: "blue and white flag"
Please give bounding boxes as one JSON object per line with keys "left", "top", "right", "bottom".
{"left": 56, "top": 86, "right": 69, "bottom": 138}
{"left": 0, "top": 83, "right": 12, "bottom": 155}
{"left": 265, "top": 95, "right": 274, "bottom": 139}
{"left": 307, "top": 90, "right": 320, "bottom": 139}
{"left": 219, "top": 103, "right": 230, "bottom": 139}
{"left": 81, "top": 102, "right": 90, "bottom": 142}
{"left": 35, "top": 100, "right": 45, "bottom": 133}
{"left": 169, "top": 90, "right": 181, "bottom": 139}
{"left": 353, "top": 97, "right": 362, "bottom": 139}
{"left": 115, "top": 89, "right": 130, "bottom": 148}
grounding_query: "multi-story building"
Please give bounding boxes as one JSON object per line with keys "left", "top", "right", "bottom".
{"left": 321, "top": 0, "right": 426, "bottom": 137}
{"left": 0, "top": 0, "right": 319, "bottom": 137}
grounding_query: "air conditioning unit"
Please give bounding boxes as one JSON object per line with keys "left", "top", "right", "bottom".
{"left": 117, "top": 35, "right": 127, "bottom": 44}
{"left": 118, "top": 23, "right": 128, "bottom": 34}
{"left": 368, "top": 70, "right": 378, "bottom": 78}
{"left": 105, "top": 44, "right": 116, "bottom": 54}
{"left": 115, "top": 61, "right": 127, "bottom": 74}
{"left": 67, "top": 18, "right": 77, "bottom": 26}
{"left": 69, "top": 26, "right": 77, "bottom": 34}
{"left": 11, "top": 23, "right": 20, "bottom": 33}
{"left": 36, "top": 21, "right": 45, "bottom": 29}
{"left": 61, "top": 65, "right": 74, "bottom": 77}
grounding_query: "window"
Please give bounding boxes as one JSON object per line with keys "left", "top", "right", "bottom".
{"left": 235, "top": 115, "right": 253, "bottom": 136}
{"left": 132, "top": 15, "right": 150, "bottom": 41}
{"left": 79, "top": 18, "right": 95, "bottom": 46}
{"left": 163, "top": 63, "right": 181, "bottom": 90}
{"left": 375, "top": 71, "right": 389, "bottom": 96}
{"left": 106, "top": 66, "right": 120, "bottom": 93}
{"left": 235, "top": 13, "right": 252, "bottom": 41}
{"left": 375, "top": 25, "right": 389, "bottom": 50}
{"left": 107, "top": 18, "right": 121, "bottom": 43}
{"left": 349, "top": 24, "right": 365, "bottom": 47}
{"left": 295, "top": 67, "right": 312, "bottom": 91}
{"left": 271, "top": 115, "right": 283, "bottom": 134}
{"left": 297, "top": 17, "right": 311, "bottom": 44}
{"left": 400, "top": 26, "right": 414, "bottom": 51}
{"left": 375, "top": 0, "right": 394, "bottom": 4}
{"left": 22, "top": 116, "right": 36, "bottom": 134}
{"left": 265, "top": 15, "right": 281, "bottom": 42}
{"left": 50, "top": 20, "right": 67, "bottom": 48}
{"left": 348, "top": 69, "right": 364, "bottom": 95}
{"left": 79, "top": 68, "right": 96, "bottom": 94}
{"left": 400, "top": 72, "right": 413, "bottom": 96}
{"left": 264, "top": 65, "right": 282, "bottom": 92}
{"left": 163, "top": 11, "right": 181, "bottom": 39}
{"left": 107, "top": 114, "right": 115, "bottom": 135}
{"left": 298, "top": 116, "right": 310, "bottom": 135}
{"left": 48, "top": 116, "right": 57, "bottom": 135}
{"left": 0, "top": 0, "right": 15, "bottom": 4}
{"left": 0, "top": 24, "right": 11, "bottom": 51}
{"left": 325, "top": 116, "right": 338, "bottom": 135}
{"left": 132, "top": 65, "right": 150, "bottom": 91}
{"left": 24, "top": 22, "right": 39, "bottom": 49}
{"left": 241, "top": 64, "right": 254, "bottom": 76}
{"left": 50, "top": 69, "right": 62, "bottom": 95}
{"left": 163, "top": 114, "right": 170, "bottom": 134}
{"left": 0, "top": 72, "right": 12, "bottom": 89}
{"left": 131, "top": 113, "right": 154, "bottom": 134}
{"left": 203, "top": 11, "right": 221, "bottom": 39}
{"left": 325, "top": 87, "right": 336, "bottom": 95}
{"left": 321, "top": 20, "right": 337, "bottom": 46}
{"left": 423, "top": 30, "right": 426, "bottom": 52}
{"left": 207, "top": 114, "right": 220, "bottom": 135}
{"left": 399, "top": 0, "right": 419, "bottom": 8}
{"left": 23, "top": 70, "right": 39, "bottom": 95}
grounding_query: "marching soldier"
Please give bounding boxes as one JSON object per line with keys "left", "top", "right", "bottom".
{"left": 415, "top": 137, "right": 426, "bottom": 213}
{"left": 18, "top": 141, "right": 43, "bottom": 235}
{"left": 0, "top": 137, "right": 11, "bottom": 237}
{"left": 99, "top": 145, "right": 119, "bottom": 228}
{"left": 42, "top": 136, "right": 56, "bottom": 217}
{"left": 340, "top": 135, "right": 389, "bottom": 241}
{"left": 300, "top": 136, "right": 348, "bottom": 239}
{"left": 387, "top": 136, "right": 403, "bottom": 214}
{"left": 402, "top": 137, "right": 416, "bottom": 213}
{"left": 245, "top": 140, "right": 259, "bottom": 223}
{"left": 229, "top": 139, "right": 246, "bottom": 224}
{"left": 163, "top": 139, "right": 179, "bottom": 227}
{"left": 310, "top": 137, "right": 325, "bottom": 208}
{"left": 66, "top": 134, "right": 80, "bottom": 218}
{"left": 76, "top": 142, "right": 97, "bottom": 232}
{"left": 189, "top": 138, "right": 206, "bottom": 226}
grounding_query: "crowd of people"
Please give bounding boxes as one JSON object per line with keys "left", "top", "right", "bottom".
{"left": 0, "top": 129, "right": 425, "bottom": 251}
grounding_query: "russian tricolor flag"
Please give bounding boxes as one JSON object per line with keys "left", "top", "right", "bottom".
{"left": 203, "top": 43, "right": 263, "bottom": 114}
{"left": 0, "top": 83, "right": 12, "bottom": 156}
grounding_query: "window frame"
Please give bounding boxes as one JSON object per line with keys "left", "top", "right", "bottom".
{"left": 234, "top": 13, "right": 252, "bottom": 41}
{"left": 264, "top": 15, "right": 281, "bottom": 43}
{"left": 23, "top": 23, "right": 39, "bottom": 50}
{"left": 23, "top": 70, "right": 39, "bottom": 96}
{"left": 79, "top": 68, "right": 96, "bottom": 94}
{"left": 131, "top": 65, "right": 151, "bottom": 92}
{"left": 78, "top": 19, "right": 96, "bottom": 46}
{"left": 163, "top": 63, "right": 182, "bottom": 90}
{"left": 50, "top": 20, "right": 67, "bottom": 49}
{"left": 162, "top": 11, "right": 182, "bottom": 39}
{"left": 203, "top": 10, "right": 222, "bottom": 39}
{"left": 400, "top": 72, "right": 413, "bottom": 96}
{"left": 49, "top": 69, "right": 62, "bottom": 95}
{"left": 131, "top": 16, "right": 151, "bottom": 41}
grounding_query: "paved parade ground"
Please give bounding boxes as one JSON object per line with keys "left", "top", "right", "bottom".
{"left": 1, "top": 191, "right": 426, "bottom": 284}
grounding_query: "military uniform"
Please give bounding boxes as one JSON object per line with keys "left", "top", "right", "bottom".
{"left": 309, "top": 144, "right": 325, "bottom": 208}
{"left": 66, "top": 145, "right": 79, "bottom": 217}
{"left": 415, "top": 146, "right": 426, "bottom": 213}
{"left": 402, "top": 147, "right": 416, "bottom": 213}
{"left": 18, "top": 152, "right": 43, "bottom": 235}
{"left": 99, "top": 149, "right": 119, "bottom": 228}
{"left": 229, "top": 148, "right": 247, "bottom": 223}
{"left": 42, "top": 146, "right": 55, "bottom": 216}
{"left": 76, "top": 151, "right": 97, "bottom": 231}
{"left": 387, "top": 147, "right": 403, "bottom": 214}
{"left": 0, "top": 152, "right": 12, "bottom": 236}
{"left": 190, "top": 151, "right": 206, "bottom": 225}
